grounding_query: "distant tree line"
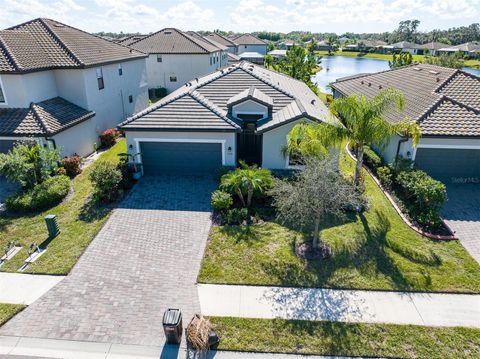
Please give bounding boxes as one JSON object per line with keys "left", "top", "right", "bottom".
{"left": 95, "top": 31, "right": 143, "bottom": 39}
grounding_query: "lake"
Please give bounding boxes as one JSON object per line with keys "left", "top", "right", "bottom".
{"left": 312, "top": 56, "right": 480, "bottom": 93}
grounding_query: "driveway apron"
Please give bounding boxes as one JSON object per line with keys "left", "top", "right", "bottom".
{"left": 0, "top": 175, "right": 215, "bottom": 346}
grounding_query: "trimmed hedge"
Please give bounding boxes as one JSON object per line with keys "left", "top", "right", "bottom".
{"left": 211, "top": 190, "right": 233, "bottom": 211}
{"left": 363, "top": 146, "right": 383, "bottom": 172}
{"left": 89, "top": 160, "right": 122, "bottom": 203}
{"left": 6, "top": 175, "right": 70, "bottom": 212}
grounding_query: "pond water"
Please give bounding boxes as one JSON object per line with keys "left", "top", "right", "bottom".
{"left": 312, "top": 55, "right": 480, "bottom": 93}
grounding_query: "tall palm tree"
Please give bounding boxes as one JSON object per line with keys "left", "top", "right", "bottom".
{"left": 285, "top": 88, "right": 421, "bottom": 187}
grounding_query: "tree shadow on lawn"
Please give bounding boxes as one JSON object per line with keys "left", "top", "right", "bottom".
{"left": 261, "top": 210, "right": 422, "bottom": 291}
{"left": 219, "top": 225, "right": 266, "bottom": 244}
{"left": 78, "top": 196, "right": 113, "bottom": 223}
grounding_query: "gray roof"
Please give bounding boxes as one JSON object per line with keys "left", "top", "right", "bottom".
{"left": 231, "top": 34, "right": 267, "bottom": 46}
{"left": 239, "top": 52, "right": 265, "bottom": 59}
{"left": 117, "top": 35, "right": 147, "bottom": 46}
{"left": 444, "top": 42, "right": 480, "bottom": 52}
{"left": 420, "top": 41, "right": 451, "bottom": 50}
{"left": 0, "top": 18, "right": 146, "bottom": 73}
{"left": 226, "top": 86, "right": 274, "bottom": 108}
{"left": 205, "top": 33, "right": 238, "bottom": 48}
{"left": 0, "top": 97, "right": 95, "bottom": 136}
{"left": 331, "top": 63, "right": 480, "bottom": 137}
{"left": 391, "top": 41, "right": 423, "bottom": 49}
{"left": 227, "top": 53, "right": 241, "bottom": 63}
{"left": 268, "top": 49, "right": 287, "bottom": 56}
{"left": 120, "top": 62, "right": 335, "bottom": 133}
{"left": 186, "top": 31, "right": 228, "bottom": 51}
{"left": 128, "top": 28, "right": 220, "bottom": 54}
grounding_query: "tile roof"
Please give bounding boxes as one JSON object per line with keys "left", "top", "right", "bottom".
{"left": 391, "top": 41, "right": 423, "bottom": 49}
{"left": 238, "top": 52, "right": 265, "bottom": 59}
{"left": 446, "top": 42, "right": 480, "bottom": 52}
{"left": 205, "top": 33, "right": 237, "bottom": 47}
{"left": 231, "top": 34, "right": 267, "bottom": 46}
{"left": 331, "top": 63, "right": 480, "bottom": 137}
{"left": 186, "top": 31, "right": 228, "bottom": 51}
{"left": 0, "top": 18, "right": 145, "bottom": 73}
{"left": 128, "top": 28, "right": 220, "bottom": 54}
{"left": 420, "top": 41, "right": 451, "bottom": 50}
{"left": 0, "top": 97, "right": 95, "bottom": 136}
{"left": 227, "top": 53, "right": 241, "bottom": 63}
{"left": 117, "top": 35, "right": 148, "bottom": 47}
{"left": 227, "top": 86, "right": 274, "bottom": 107}
{"left": 120, "top": 62, "right": 335, "bottom": 132}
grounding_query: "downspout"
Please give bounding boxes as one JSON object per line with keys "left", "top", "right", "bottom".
{"left": 45, "top": 137, "right": 57, "bottom": 150}
{"left": 395, "top": 136, "right": 408, "bottom": 159}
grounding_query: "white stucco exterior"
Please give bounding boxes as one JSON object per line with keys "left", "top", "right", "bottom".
{"left": 145, "top": 52, "right": 228, "bottom": 93}
{"left": 0, "top": 72, "right": 57, "bottom": 108}
{"left": 237, "top": 44, "right": 267, "bottom": 55}
{"left": 51, "top": 118, "right": 97, "bottom": 157}
{"left": 125, "top": 131, "right": 237, "bottom": 167}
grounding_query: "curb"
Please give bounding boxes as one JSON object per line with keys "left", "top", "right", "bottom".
{"left": 344, "top": 144, "right": 457, "bottom": 241}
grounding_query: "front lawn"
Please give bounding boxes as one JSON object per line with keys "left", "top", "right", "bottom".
{"left": 211, "top": 317, "right": 480, "bottom": 359}
{"left": 0, "top": 304, "right": 25, "bottom": 327}
{"left": 0, "top": 140, "right": 126, "bottom": 274}
{"left": 199, "top": 149, "right": 480, "bottom": 293}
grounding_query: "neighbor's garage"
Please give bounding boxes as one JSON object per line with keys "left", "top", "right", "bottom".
{"left": 139, "top": 141, "right": 223, "bottom": 175}
{"left": 0, "top": 139, "right": 15, "bottom": 154}
{"left": 415, "top": 148, "right": 480, "bottom": 182}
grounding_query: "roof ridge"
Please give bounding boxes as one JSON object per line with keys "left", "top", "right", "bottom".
{"left": 189, "top": 91, "right": 239, "bottom": 129}
{"left": 30, "top": 102, "right": 51, "bottom": 135}
{"left": 177, "top": 30, "right": 212, "bottom": 53}
{"left": 333, "top": 63, "right": 420, "bottom": 84}
{"left": 238, "top": 63, "right": 295, "bottom": 99}
{"left": 130, "top": 28, "right": 211, "bottom": 53}
{"left": 443, "top": 95, "right": 480, "bottom": 115}
{"left": 433, "top": 68, "right": 461, "bottom": 93}
{"left": 127, "top": 27, "right": 176, "bottom": 47}
{"left": 211, "top": 32, "right": 237, "bottom": 46}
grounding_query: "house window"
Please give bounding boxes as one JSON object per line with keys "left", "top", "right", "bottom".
{"left": 118, "top": 64, "right": 123, "bottom": 76}
{"left": 210, "top": 57, "right": 212, "bottom": 65}
{"left": 244, "top": 45, "right": 247, "bottom": 49}
{"left": 157, "top": 54, "right": 162, "bottom": 62}
{"left": 169, "top": 75, "right": 177, "bottom": 82}
{"left": 0, "top": 82, "right": 5, "bottom": 103}
{"left": 128, "top": 95, "right": 133, "bottom": 103}
{"left": 96, "top": 67, "right": 104, "bottom": 90}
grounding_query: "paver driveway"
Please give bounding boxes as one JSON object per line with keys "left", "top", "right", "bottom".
{"left": 443, "top": 184, "right": 480, "bottom": 264}
{"left": 0, "top": 175, "right": 215, "bottom": 346}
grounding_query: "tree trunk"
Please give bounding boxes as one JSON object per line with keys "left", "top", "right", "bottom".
{"left": 247, "top": 184, "right": 253, "bottom": 207}
{"left": 236, "top": 188, "right": 246, "bottom": 207}
{"left": 312, "top": 217, "right": 321, "bottom": 249}
{"left": 354, "top": 143, "right": 364, "bottom": 188}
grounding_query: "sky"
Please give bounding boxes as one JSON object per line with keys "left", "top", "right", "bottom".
{"left": 0, "top": 0, "right": 479, "bottom": 34}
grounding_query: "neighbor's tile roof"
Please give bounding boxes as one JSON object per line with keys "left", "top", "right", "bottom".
{"left": 391, "top": 41, "right": 423, "bottom": 49}
{"left": 420, "top": 41, "right": 451, "bottom": 50}
{"left": 0, "top": 18, "right": 146, "bottom": 73}
{"left": 446, "top": 42, "right": 480, "bottom": 52}
{"left": 120, "top": 62, "right": 336, "bottom": 132}
{"left": 331, "top": 63, "right": 480, "bottom": 137}
{"left": 186, "top": 31, "right": 228, "bottom": 51}
{"left": 205, "top": 33, "right": 237, "bottom": 47}
{"left": 0, "top": 97, "right": 95, "bottom": 136}
{"left": 128, "top": 28, "right": 220, "bottom": 54}
{"left": 117, "top": 35, "right": 148, "bottom": 47}
{"left": 231, "top": 34, "right": 267, "bottom": 46}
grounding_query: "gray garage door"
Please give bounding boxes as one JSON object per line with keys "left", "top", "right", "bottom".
{"left": 140, "top": 141, "right": 222, "bottom": 175}
{"left": 0, "top": 140, "right": 15, "bottom": 154}
{"left": 415, "top": 148, "right": 480, "bottom": 183}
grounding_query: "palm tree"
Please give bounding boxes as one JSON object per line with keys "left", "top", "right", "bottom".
{"left": 285, "top": 88, "right": 421, "bottom": 187}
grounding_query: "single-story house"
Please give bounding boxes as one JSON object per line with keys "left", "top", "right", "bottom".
{"left": 419, "top": 42, "right": 451, "bottom": 56}
{"left": 331, "top": 63, "right": 480, "bottom": 183}
{"left": 390, "top": 41, "right": 423, "bottom": 54}
{"left": 118, "top": 61, "right": 337, "bottom": 175}
{"left": 268, "top": 49, "right": 287, "bottom": 60}
{"left": 316, "top": 40, "right": 331, "bottom": 51}
{"left": 238, "top": 52, "right": 265, "bottom": 65}
{"left": 343, "top": 40, "right": 386, "bottom": 52}
{"left": 437, "top": 42, "right": 480, "bottom": 58}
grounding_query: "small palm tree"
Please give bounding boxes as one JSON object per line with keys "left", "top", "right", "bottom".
{"left": 285, "top": 88, "right": 421, "bottom": 187}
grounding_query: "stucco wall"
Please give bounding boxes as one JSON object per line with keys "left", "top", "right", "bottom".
{"left": 145, "top": 52, "right": 227, "bottom": 93}
{"left": 262, "top": 119, "right": 308, "bottom": 169}
{"left": 125, "top": 130, "right": 237, "bottom": 167}
{"left": 0, "top": 72, "right": 58, "bottom": 108}
{"left": 83, "top": 58, "right": 148, "bottom": 132}
{"left": 52, "top": 118, "right": 97, "bottom": 157}
{"left": 237, "top": 44, "right": 267, "bottom": 55}
{"left": 54, "top": 69, "right": 88, "bottom": 108}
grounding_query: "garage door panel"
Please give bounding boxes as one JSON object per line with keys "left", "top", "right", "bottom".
{"left": 0, "top": 140, "right": 16, "bottom": 154}
{"left": 140, "top": 142, "right": 222, "bottom": 175}
{"left": 415, "top": 148, "right": 480, "bottom": 183}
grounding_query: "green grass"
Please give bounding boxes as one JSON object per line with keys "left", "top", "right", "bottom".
{"left": 199, "top": 149, "right": 480, "bottom": 293}
{"left": 0, "top": 304, "right": 25, "bottom": 327}
{"left": 315, "top": 50, "right": 480, "bottom": 69}
{"left": 0, "top": 139, "right": 126, "bottom": 274}
{"left": 211, "top": 317, "right": 480, "bottom": 359}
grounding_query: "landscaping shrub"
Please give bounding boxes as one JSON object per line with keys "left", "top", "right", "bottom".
{"left": 89, "top": 161, "right": 123, "bottom": 203}
{"left": 99, "top": 129, "right": 118, "bottom": 148}
{"left": 377, "top": 166, "right": 393, "bottom": 188}
{"left": 363, "top": 146, "right": 383, "bottom": 172}
{"left": 396, "top": 170, "right": 447, "bottom": 228}
{"left": 211, "top": 190, "right": 233, "bottom": 211}
{"left": 226, "top": 208, "right": 249, "bottom": 225}
{"left": 116, "top": 162, "right": 135, "bottom": 190}
{"left": 6, "top": 175, "right": 70, "bottom": 212}
{"left": 62, "top": 154, "right": 82, "bottom": 178}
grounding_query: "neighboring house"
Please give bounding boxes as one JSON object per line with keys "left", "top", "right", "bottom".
{"left": 0, "top": 18, "right": 148, "bottom": 157}
{"left": 238, "top": 52, "right": 265, "bottom": 65}
{"left": 268, "top": 49, "right": 287, "bottom": 60}
{"left": 438, "top": 42, "right": 480, "bottom": 58}
{"left": 127, "top": 28, "right": 228, "bottom": 94}
{"left": 316, "top": 40, "right": 331, "bottom": 51}
{"left": 205, "top": 32, "right": 238, "bottom": 54}
{"left": 232, "top": 34, "right": 268, "bottom": 55}
{"left": 118, "top": 62, "right": 336, "bottom": 174}
{"left": 419, "top": 41, "right": 451, "bottom": 56}
{"left": 391, "top": 41, "right": 423, "bottom": 54}
{"left": 280, "top": 40, "right": 295, "bottom": 50}
{"left": 331, "top": 63, "right": 480, "bottom": 183}
{"left": 343, "top": 40, "right": 386, "bottom": 52}
{"left": 117, "top": 35, "right": 147, "bottom": 46}
{"left": 227, "top": 53, "right": 241, "bottom": 65}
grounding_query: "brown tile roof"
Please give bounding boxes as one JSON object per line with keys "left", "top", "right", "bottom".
{"left": 0, "top": 18, "right": 146, "bottom": 73}
{"left": 420, "top": 41, "right": 451, "bottom": 50}
{"left": 231, "top": 34, "right": 267, "bottom": 46}
{"left": 186, "top": 31, "right": 228, "bottom": 51}
{"left": 117, "top": 35, "right": 147, "bottom": 46}
{"left": 205, "top": 33, "right": 237, "bottom": 48}
{"left": 331, "top": 63, "right": 480, "bottom": 137}
{"left": 0, "top": 97, "right": 95, "bottom": 136}
{"left": 128, "top": 28, "right": 220, "bottom": 54}
{"left": 120, "top": 62, "right": 335, "bottom": 132}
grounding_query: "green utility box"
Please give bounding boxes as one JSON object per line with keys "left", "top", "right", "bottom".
{"left": 45, "top": 214, "right": 60, "bottom": 238}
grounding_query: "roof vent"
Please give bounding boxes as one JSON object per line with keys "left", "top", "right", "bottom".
{"left": 413, "top": 67, "right": 422, "bottom": 71}
{"left": 361, "top": 80, "right": 364, "bottom": 84}
{"left": 195, "top": 78, "right": 199, "bottom": 82}
{"left": 429, "top": 70, "right": 440, "bottom": 75}
{"left": 311, "top": 99, "right": 316, "bottom": 105}
{"left": 164, "top": 30, "right": 172, "bottom": 34}
{"left": 436, "top": 77, "right": 441, "bottom": 82}
{"left": 378, "top": 85, "right": 382, "bottom": 89}
{"left": 368, "top": 82, "right": 372, "bottom": 87}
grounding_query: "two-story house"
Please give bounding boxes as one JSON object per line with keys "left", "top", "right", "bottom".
{"left": 0, "top": 18, "right": 148, "bottom": 157}
{"left": 205, "top": 32, "right": 238, "bottom": 54}
{"left": 126, "top": 28, "right": 228, "bottom": 94}
{"left": 231, "top": 34, "right": 268, "bottom": 55}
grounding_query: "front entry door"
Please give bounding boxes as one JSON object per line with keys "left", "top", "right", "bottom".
{"left": 237, "top": 122, "right": 262, "bottom": 166}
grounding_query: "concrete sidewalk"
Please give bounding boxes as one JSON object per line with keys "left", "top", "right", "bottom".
{"left": 0, "top": 273, "right": 64, "bottom": 305}
{"left": 198, "top": 284, "right": 480, "bottom": 328}
{"left": 0, "top": 336, "right": 354, "bottom": 359}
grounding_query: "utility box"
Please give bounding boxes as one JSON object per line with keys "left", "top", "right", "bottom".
{"left": 44, "top": 214, "right": 60, "bottom": 238}
{"left": 162, "top": 309, "right": 182, "bottom": 344}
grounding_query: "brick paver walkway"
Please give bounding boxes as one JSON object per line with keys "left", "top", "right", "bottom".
{"left": 0, "top": 176, "right": 215, "bottom": 346}
{"left": 443, "top": 184, "right": 480, "bottom": 264}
